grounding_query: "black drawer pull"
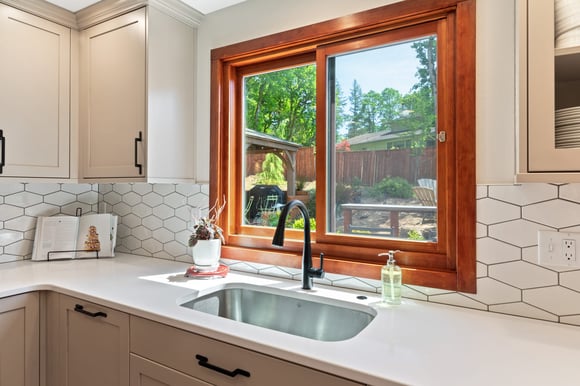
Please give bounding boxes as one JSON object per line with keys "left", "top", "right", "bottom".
{"left": 195, "top": 354, "right": 250, "bottom": 378}
{"left": 0, "top": 129, "right": 5, "bottom": 174}
{"left": 74, "top": 304, "right": 107, "bottom": 318}
{"left": 134, "top": 131, "right": 143, "bottom": 175}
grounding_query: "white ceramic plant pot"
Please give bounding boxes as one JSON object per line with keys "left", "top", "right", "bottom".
{"left": 192, "top": 239, "right": 221, "bottom": 272}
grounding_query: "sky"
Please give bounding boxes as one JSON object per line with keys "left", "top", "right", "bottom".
{"left": 334, "top": 39, "right": 422, "bottom": 95}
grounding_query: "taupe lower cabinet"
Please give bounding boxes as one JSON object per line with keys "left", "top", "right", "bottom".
{"left": 49, "top": 294, "right": 130, "bottom": 386}
{"left": 43, "top": 293, "right": 363, "bottom": 386}
{"left": 0, "top": 293, "right": 39, "bottom": 386}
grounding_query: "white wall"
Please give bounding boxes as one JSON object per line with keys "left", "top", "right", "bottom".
{"left": 195, "top": 0, "right": 518, "bottom": 184}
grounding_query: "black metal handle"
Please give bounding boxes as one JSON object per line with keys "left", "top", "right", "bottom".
{"left": 195, "top": 355, "right": 250, "bottom": 378}
{"left": 0, "top": 129, "right": 5, "bottom": 174}
{"left": 74, "top": 304, "right": 107, "bottom": 318}
{"left": 134, "top": 131, "right": 143, "bottom": 175}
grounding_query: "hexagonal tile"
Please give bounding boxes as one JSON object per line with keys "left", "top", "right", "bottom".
{"left": 429, "top": 293, "right": 488, "bottom": 310}
{"left": 78, "top": 191, "right": 98, "bottom": 205}
{"left": 165, "top": 193, "right": 186, "bottom": 209}
{"left": 489, "top": 302, "right": 558, "bottom": 322}
{"left": 122, "top": 235, "right": 141, "bottom": 250}
{"left": 476, "top": 185, "right": 488, "bottom": 199}
{"left": 463, "top": 277, "right": 521, "bottom": 305}
{"left": 26, "top": 183, "right": 61, "bottom": 195}
{"left": 524, "top": 286, "right": 580, "bottom": 315}
{"left": 174, "top": 206, "right": 192, "bottom": 222}
{"left": 122, "top": 192, "right": 142, "bottom": 206}
{"left": 489, "top": 219, "right": 543, "bottom": 248}
{"left": 560, "top": 183, "right": 580, "bottom": 203}
{"left": 6, "top": 191, "right": 43, "bottom": 207}
{"left": 62, "top": 184, "right": 94, "bottom": 194}
{"left": 176, "top": 184, "right": 200, "bottom": 196}
{"left": 123, "top": 214, "right": 142, "bottom": 228}
{"left": 153, "top": 184, "right": 175, "bottom": 196}
{"left": 132, "top": 203, "right": 152, "bottom": 218}
{"left": 4, "top": 216, "right": 36, "bottom": 232}
{"left": 524, "top": 199, "right": 580, "bottom": 229}
{"left": 103, "top": 191, "right": 122, "bottom": 206}
{"left": 488, "top": 261, "right": 557, "bottom": 289}
{"left": 98, "top": 184, "right": 113, "bottom": 194}
{"left": 477, "top": 198, "right": 520, "bottom": 225}
{"left": 25, "top": 203, "right": 60, "bottom": 217}
{"left": 187, "top": 193, "right": 208, "bottom": 209}
{"left": 152, "top": 204, "right": 174, "bottom": 220}
{"left": 4, "top": 239, "right": 33, "bottom": 256}
{"left": 132, "top": 226, "right": 152, "bottom": 241}
{"left": 153, "top": 228, "right": 174, "bottom": 243}
{"left": 142, "top": 238, "right": 163, "bottom": 254}
{"left": 163, "top": 217, "right": 186, "bottom": 233}
{"left": 0, "top": 183, "right": 24, "bottom": 196}
{"left": 164, "top": 240, "right": 187, "bottom": 257}
{"left": 113, "top": 202, "right": 132, "bottom": 217}
{"left": 116, "top": 223, "right": 131, "bottom": 239}
{"left": 142, "top": 215, "right": 163, "bottom": 230}
{"left": 476, "top": 222, "right": 487, "bottom": 238}
{"left": 112, "top": 184, "right": 132, "bottom": 194}
{"left": 0, "top": 205, "right": 24, "bottom": 221}
{"left": 488, "top": 183, "right": 557, "bottom": 206}
{"left": 143, "top": 192, "right": 163, "bottom": 208}
{"left": 175, "top": 230, "right": 190, "bottom": 246}
{"left": 476, "top": 237, "right": 520, "bottom": 264}
{"left": 43, "top": 191, "right": 76, "bottom": 206}
{"left": 0, "top": 230, "right": 24, "bottom": 246}
{"left": 560, "top": 270, "right": 580, "bottom": 292}
{"left": 132, "top": 183, "right": 153, "bottom": 196}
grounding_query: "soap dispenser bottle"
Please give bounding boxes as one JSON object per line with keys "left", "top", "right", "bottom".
{"left": 379, "top": 250, "right": 402, "bottom": 305}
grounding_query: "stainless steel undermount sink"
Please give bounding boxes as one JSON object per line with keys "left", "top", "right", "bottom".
{"left": 180, "top": 283, "right": 376, "bottom": 342}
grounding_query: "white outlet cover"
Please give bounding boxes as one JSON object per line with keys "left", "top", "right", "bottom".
{"left": 538, "top": 230, "right": 580, "bottom": 267}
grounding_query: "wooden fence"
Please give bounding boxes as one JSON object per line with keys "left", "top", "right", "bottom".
{"left": 246, "top": 147, "right": 436, "bottom": 186}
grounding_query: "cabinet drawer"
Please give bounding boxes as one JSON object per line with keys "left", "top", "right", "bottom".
{"left": 130, "top": 316, "right": 362, "bottom": 386}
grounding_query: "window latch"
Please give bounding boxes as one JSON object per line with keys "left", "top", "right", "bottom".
{"left": 437, "top": 131, "right": 446, "bottom": 143}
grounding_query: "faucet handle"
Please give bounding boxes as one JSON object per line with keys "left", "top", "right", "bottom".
{"left": 311, "top": 252, "right": 325, "bottom": 279}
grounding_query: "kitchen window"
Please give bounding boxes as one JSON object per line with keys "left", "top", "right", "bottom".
{"left": 211, "top": 0, "right": 476, "bottom": 292}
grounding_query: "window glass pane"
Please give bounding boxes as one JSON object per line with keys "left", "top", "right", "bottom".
{"left": 327, "top": 36, "right": 438, "bottom": 242}
{"left": 242, "top": 64, "right": 316, "bottom": 229}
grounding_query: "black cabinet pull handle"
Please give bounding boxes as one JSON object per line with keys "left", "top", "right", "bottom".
{"left": 195, "top": 354, "right": 250, "bottom": 378}
{"left": 134, "top": 131, "right": 143, "bottom": 175}
{"left": 0, "top": 129, "right": 5, "bottom": 174}
{"left": 74, "top": 304, "right": 107, "bottom": 318}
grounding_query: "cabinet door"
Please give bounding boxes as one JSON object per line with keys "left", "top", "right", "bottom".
{"left": 57, "top": 295, "right": 129, "bottom": 386}
{"left": 0, "top": 4, "right": 70, "bottom": 178}
{"left": 526, "top": 0, "right": 580, "bottom": 173}
{"left": 0, "top": 293, "right": 39, "bottom": 386}
{"left": 131, "top": 354, "right": 213, "bottom": 386}
{"left": 80, "top": 7, "right": 146, "bottom": 179}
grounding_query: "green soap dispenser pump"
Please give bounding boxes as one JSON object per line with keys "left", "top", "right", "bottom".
{"left": 379, "top": 250, "right": 402, "bottom": 305}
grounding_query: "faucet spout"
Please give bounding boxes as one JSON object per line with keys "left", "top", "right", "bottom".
{"left": 272, "top": 200, "right": 324, "bottom": 290}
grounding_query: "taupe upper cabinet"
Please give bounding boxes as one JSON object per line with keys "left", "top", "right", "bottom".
{"left": 0, "top": 3, "right": 70, "bottom": 179}
{"left": 80, "top": 5, "right": 197, "bottom": 182}
{"left": 518, "top": 0, "right": 580, "bottom": 181}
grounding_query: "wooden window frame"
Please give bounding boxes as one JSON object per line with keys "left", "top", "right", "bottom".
{"left": 210, "top": 0, "right": 476, "bottom": 293}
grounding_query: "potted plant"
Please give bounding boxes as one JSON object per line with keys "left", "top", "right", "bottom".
{"left": 188, "top": 199, "right": 226, "bottom": 272}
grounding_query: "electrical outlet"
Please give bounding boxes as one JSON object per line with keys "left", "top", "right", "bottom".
{"left": 538, "top": 230, "right": 580, "bottom": 267}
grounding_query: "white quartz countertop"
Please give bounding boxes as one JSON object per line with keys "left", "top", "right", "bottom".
{"left": 1, "top": 254, "right": 579, "bottom": 386}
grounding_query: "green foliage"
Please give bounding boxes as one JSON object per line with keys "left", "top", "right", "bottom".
{"left": 244, "top": 65, "right": 316, "bottom": 146}
{"left": 370, "top": 177, "right": 413, "bottom": 199}
{"left": 256, "top": 153, "right": 285, "bottom": 185}
{"left": 407, "top": 229, "right": 425, "bottom": 241}
{"left": 260, "top": 210, "right": 281, "bottom": 227}
{"left": 291, "top": 217, "right": 317, "bottom": 230}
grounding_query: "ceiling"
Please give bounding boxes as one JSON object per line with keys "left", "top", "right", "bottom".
{"left": 45, "top": 0, "right": 245, "bottom": 14}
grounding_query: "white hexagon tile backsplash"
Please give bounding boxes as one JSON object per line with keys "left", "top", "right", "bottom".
{"left": 1, "top": 182, "right": 580, "bottom": 327}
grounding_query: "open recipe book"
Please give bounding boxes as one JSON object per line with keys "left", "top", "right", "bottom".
{"left": 32, "top": 214, "right": 118, "bottom": 261}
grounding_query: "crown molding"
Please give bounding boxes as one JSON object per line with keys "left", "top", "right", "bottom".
{"left": 76, "top": 0, "right": 202, "bottom": 29}
{"left": 0, "top": 0, "right": 77, "bottom": 27}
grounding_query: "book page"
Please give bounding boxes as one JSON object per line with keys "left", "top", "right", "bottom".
{"left": 76, "top": 214, "right": 116, "bottom": 258}
{"left": 32, "top": 216, "right": 80, "bottom": 260}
